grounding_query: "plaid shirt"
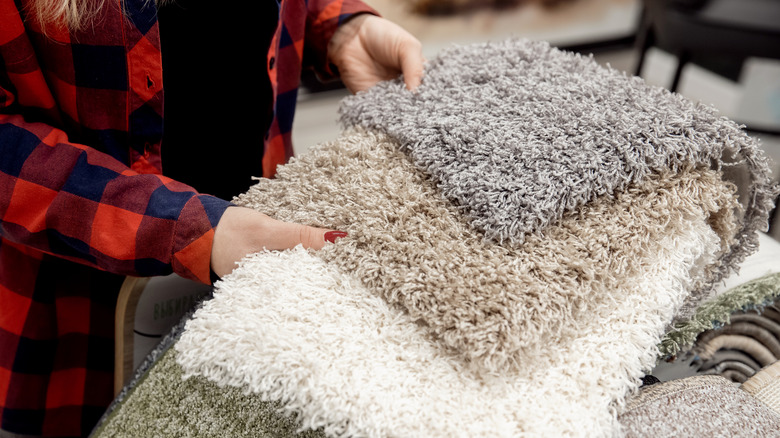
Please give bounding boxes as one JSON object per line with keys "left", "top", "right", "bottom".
{"left": 0, "top": 0, "right": 375, "bottom": 436}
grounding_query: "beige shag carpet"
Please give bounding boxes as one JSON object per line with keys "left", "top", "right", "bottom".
{"left": 233, "top": 128, "right": 739, "bottom": 371}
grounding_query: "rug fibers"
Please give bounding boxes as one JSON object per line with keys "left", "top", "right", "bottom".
{"left": 233, "top": 128, "right": 739, "bottom": 373}
{"left": 177, "top": 135, "right": 730, "bottom": 437}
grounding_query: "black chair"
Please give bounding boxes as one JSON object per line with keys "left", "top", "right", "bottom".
{"left": 635, "top": 0, "right": 780, "bottom": 98}
{"left": 635, "top": 0, "right": 780, "bottom": 234}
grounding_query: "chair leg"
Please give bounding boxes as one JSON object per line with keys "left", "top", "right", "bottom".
{"left": 114, "top": 276, "right": 150, "bottom": 396}
{"left": 633, "top": 10, "right": 653, "bottom": 77}
{"left": 670, "top": 51, "right": 690, "bottom": 93}
{"left": 768, "top": 193, "right": 780, "bottom": 237}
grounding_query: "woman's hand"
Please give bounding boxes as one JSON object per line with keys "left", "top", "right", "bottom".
{"left": 328, "top": 14, "right": 424, "bottom": 93}
{"left": 210, "top": 206, "right": 346, "bottom": 278}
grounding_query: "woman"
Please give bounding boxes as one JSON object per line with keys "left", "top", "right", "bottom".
{"left": 0, "top": 0, "right": 424, "bottom": 435}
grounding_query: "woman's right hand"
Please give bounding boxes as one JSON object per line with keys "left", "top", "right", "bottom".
{"left": 210, "top": 206, "right": 346, "bottom": 278}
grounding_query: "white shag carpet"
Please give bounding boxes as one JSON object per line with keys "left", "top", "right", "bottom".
{"left": 176, "top": 220, "right": 716, "bottom": 438}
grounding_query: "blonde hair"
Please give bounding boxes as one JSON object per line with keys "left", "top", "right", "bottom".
{"left": 28, "top": 0, "right": 108, "bottom": 32}
{"left": 29, "top": 0, "right": 167, "bottom": 32}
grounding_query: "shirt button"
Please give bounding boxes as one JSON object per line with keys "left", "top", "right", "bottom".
{"left": 269, "top": 56, "right": 276, "bottom": 70}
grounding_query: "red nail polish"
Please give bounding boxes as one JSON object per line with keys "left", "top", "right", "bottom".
{"left": 324, "top": 231, "right": 348, "bottom": 243}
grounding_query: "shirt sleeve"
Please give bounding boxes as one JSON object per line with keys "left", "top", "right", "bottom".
{"left": 0, "top": 112, "right": 231, "bottom": 285}
{"left": 303, "top": 0, "right": 380, "bottom": 80}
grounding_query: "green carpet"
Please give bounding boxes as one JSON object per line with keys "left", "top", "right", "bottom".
{"left": 92, "top": 347, "right": 324, "bottom": 438}
{"left": 660, "top": 272, "right": 780, "bottom": 358}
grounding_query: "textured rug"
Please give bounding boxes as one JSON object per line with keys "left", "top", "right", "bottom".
{"left": 109, "top": 38, "right": 780, "bottom": 437}
{"left": 617, "top": 375, "right": 780, "bottom": 437}
{"left": 742, "top": 360, "right": 780, "bottom": 415}
{"left": 685, "top": 302, "right": 780, "bottom": 383}
{"left": 92, "top": 345, "right": 326, "bottom": 438}
{"left": 233, "top": 128, "right": 738, "bottom": 372}
{"left": 659, "top": 233, "right": 780, "bottom": 358}
{"left": 176, "top": 232, "right": 709, "bottom": 437}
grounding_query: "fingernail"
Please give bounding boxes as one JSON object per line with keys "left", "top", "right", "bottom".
{"left": 324, "top": 231, "right": 348, "bottom": 243}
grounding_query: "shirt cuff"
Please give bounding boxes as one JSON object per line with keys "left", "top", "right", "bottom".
{"left": 305, "top": 1, "right": 380, "bottom": 81}
{"left": 171, "top": 194, "right": 232, "bottom": 284}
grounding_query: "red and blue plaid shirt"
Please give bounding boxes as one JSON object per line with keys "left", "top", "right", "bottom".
{"left": 0, "top": 0, "right": 375, "bottom": 436}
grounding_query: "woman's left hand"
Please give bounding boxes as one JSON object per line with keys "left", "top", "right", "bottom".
{"left": 328, "top": 15, "right": 424, "bottom": 93}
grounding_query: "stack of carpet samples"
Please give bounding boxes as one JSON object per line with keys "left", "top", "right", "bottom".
{"left": 692, "top": 303, "right": 780, "bottom": 383}
{"left": 621, "top": 233, "right": 780, "bottom": 437}
{"left": 93, "top": 39, "right": 780, "bottom": 437}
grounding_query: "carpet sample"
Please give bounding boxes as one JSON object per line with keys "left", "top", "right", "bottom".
{"left": 760, "top": 306, "right": 780, "bottom": 324}
{"left": 96, "top": 37, "right": 780, "bottom": 437}
{"left": 339, "top": 40, "right": 778, "bottom": 319}
{"left": 700, "top": 361, "right": 758, "bottom": 383}
{"left": 92, "top": 347, "right": 325, "bottom": 438}
{"left": 732, "top": 312, "right": 780, "bottom": 338}
{"left": 700, "top": 349, "right": 762, "bottom": 373}
{"left": 686, "top": 304, "right": 780, "bottom": 382}
{"left": 721, "top": 369, "right": 751, "bottom": 383}
{"left": 233, "top": 128, "right": 738, "bottom": 372}
{"left": 694, "top": 335, "right": 777, "bottom": 368}
{"left": 742, "top": 360, "right": 780, "bottom": 414}
{"left": 696, "top": 321, "right": 780, "bottom": 357}
{"left": 618, "top": 375, "right": 780, "bottom": 437}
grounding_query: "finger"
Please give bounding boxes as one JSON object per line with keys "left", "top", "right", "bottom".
{"left": 274, "top": 222, "right": 327, "bottom": 251}
{"left": 399, "top": 38, "right": 425, "bottom": 91}
{"left": 270, "top": 219, "right": 347, "bottom": 251}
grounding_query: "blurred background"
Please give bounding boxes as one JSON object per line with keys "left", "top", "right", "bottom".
{"left": 293, "top": 0, "right": 780, "bottom": 239}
